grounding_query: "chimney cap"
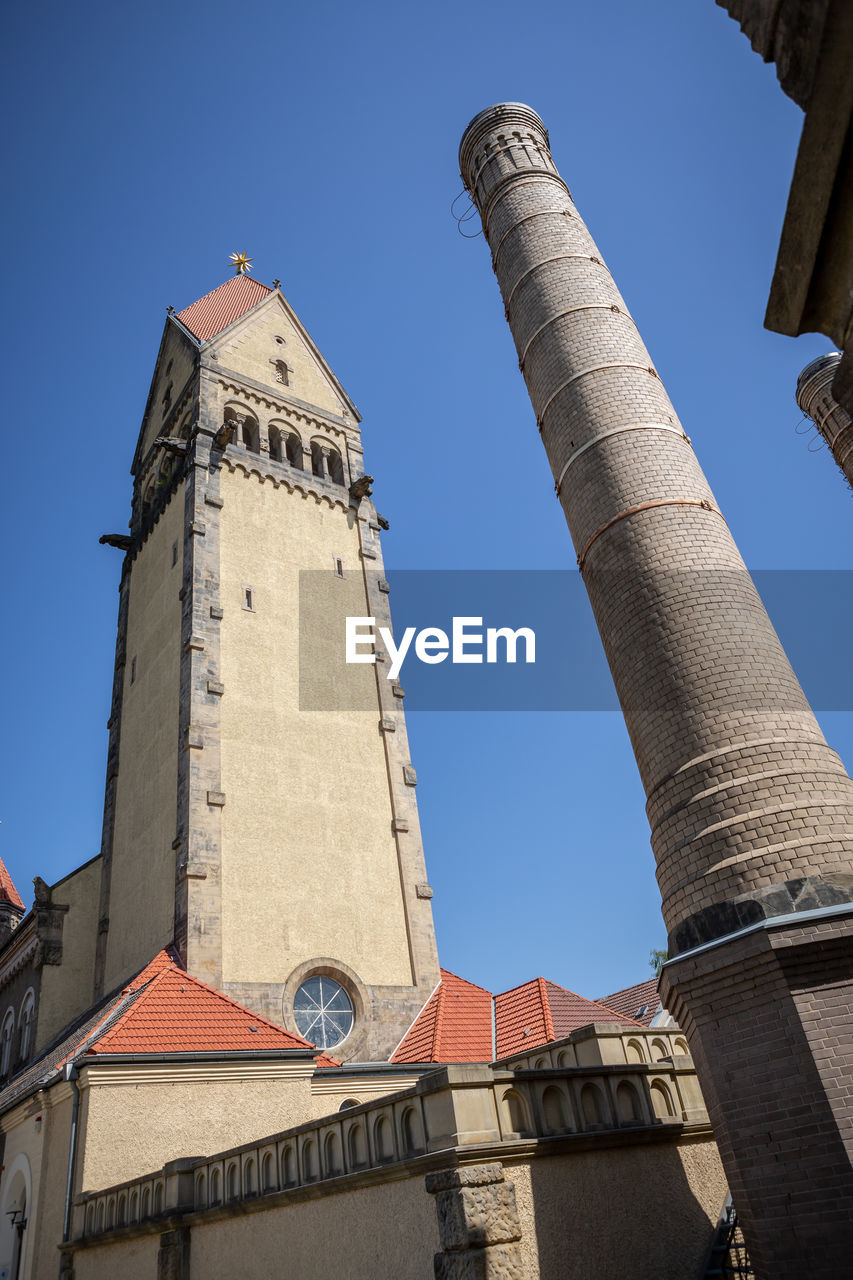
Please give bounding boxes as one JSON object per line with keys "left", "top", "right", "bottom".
{"left": 459, "top": 103, "right": 548, "bottom": 179}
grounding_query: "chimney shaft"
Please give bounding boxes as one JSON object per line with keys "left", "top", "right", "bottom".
{"left": 459, "top": 103, "right": 853, "bottom": 1277}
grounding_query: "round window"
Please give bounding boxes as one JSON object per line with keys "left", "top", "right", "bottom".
{"left": 293, "top": 976, "right": 354, "bottom": 1049}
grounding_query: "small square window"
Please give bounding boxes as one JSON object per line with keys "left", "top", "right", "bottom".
{"left": 242, "top": 586, "right": 255, "bottom": 612}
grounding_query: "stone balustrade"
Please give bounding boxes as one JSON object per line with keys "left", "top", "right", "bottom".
{"left": 75, "top": 1054, "right": 708, "bottom": 1244}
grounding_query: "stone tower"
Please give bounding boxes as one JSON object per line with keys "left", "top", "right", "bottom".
{"left": 458, "top": 104, "right": 853, "bottom": 1277}
{"left": 796, "top": 351, "right": 853, "bottom": 491}
{"left": 95, "top": 273, "right": 439, "bottom": 1060}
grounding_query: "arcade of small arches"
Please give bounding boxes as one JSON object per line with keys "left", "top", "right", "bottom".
{"left": 222, "top": 406, "right": 347, "bottom": 488}
{"left": 0, "top": 989, "right": 35, "bottom": 1080}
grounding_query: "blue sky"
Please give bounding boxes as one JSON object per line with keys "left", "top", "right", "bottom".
{"left": 1, "top": 0, "right": 850, "bottom": 1001}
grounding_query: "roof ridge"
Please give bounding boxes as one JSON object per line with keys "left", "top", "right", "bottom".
{"left": 431, "top": 976, "right": 448, "bottom": 1061}
{"left": 495, "top": 977, "right": 540, "bottom": 998}
{"left": 537, "top": 976, "right": 556, "bottom": 1041}
{"left": 542, "top": 977, "right": 642, "bottom": 1025}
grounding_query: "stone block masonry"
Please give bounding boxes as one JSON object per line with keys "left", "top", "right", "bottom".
{"left": 458, "top": 102, "right": 853, "bottom": 1278}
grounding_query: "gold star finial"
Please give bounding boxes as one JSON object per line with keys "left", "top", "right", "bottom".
{"left": 229, "top": 251, "right": 254, "bottom": 275}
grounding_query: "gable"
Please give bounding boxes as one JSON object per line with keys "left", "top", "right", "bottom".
{"left": 209, "top": 292, "right": 359, "bottom": 422}
{"left": 132, "top": 320, "right": 199, "bottom": 477}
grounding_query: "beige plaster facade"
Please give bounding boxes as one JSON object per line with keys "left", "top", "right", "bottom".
{"left": 76, "top": 1061, "right": 317, "bottom": 1193}
{"left": 218, "top": 467, "right": 413, "bottom": 992}
{"left": 37, "top": 857, "right": 102, "bottom": 1053}
{"left": 103, "top": 493, "right": 184, "bottom": 993}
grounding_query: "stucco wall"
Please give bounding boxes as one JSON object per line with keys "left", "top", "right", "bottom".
{"left": 190, "top": 1174, "right": 438, "bottom": 1280}
{"left": 77, "top": 1067, "right": 316, "bottom": 1192}
{"left": 72, "top": 1235, "right": 158, "bottom": 1280}
{"left": 510, "top": 1138, "right": 727, "bottom": 1280}
{"left": 218, "top": 467, "right": 412, "bottom": 990}
{"left": 0, "top": 1086, "right": 76, "bottom": 1280}
{"left": 105, "top": 494, "right": 184, "bottom": 992}
{"left": 37, "top": 857, "right": 101, "bottom": 1051}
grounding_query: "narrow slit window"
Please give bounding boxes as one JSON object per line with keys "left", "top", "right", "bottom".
{"left": 172, "top": 541, "right": 178, "bottom": 567}
{"left": 334, "top": 557, "right": 344, "bottom": 578}
{"left": 130, "top": 657, "right": 137, "bottom": 684}
{"left": 242, "top": 586, "right": 254, "bottom": 612}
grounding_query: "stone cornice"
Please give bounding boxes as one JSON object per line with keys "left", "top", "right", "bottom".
{"left": 78, "top": 1059, "right": 316, "bottom": 1088}
{"left": 204, "top": 364, "right": 358, "bottom": 437}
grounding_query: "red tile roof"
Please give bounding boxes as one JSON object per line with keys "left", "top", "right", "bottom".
{"left": 0, "top": 857, "right": 24, "bottom": 910}
{"left": 88, "top": 953, "right": 313, "bottom": 1055}
{"left": 597, "top": 977, "right": 661, "bottom": 1027}
{"left": 313, "top": 1053, "right": 342, "bottom": 1069}
{"left": 393, "top": 970, "right": 643, "bottom": 1065}
{"left": 175, "top": 274, "right": 273, "bottom": 342}
{"left": 391, "top": 970, "right": 493, "bottom": 1063}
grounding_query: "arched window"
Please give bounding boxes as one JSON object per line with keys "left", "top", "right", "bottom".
{"left": 310, "top": 441, "right": 344, "bottom": 485}
{"left": 153, "top": 1182, "right": 164, "bottom": 1215}
{"left": 626, "top": 1039, "right": 645, "bottom": 1064}
{"left": 85, "top": 1204, "right": 95, "bottom": 1235}
{"left": 580, "top": 1083, "right": 606, "bottom": 1128}
{"left": 281, "top": 1146, "right": 296, "bottom": 1187}
{"left": 285, "top": 431, "right": 302, "bottom": 469}
{"left": 209, "top": 1169, "right": 221, "bottom": 1206}
{"left": 272, "top": 359, "right": 290, "bottom": 386}
{"left": 401, "top": 1107, "right": 425, "bottom": 1156}
{"left": 243, "top": 1158, "right": 257, "bottom": 1196}
{"left": 373, "top": 1115, "right": 393, "bottom": 1163}
{"left": 323, "top": 1131, "right": 342, "bottom": 1177}
{"left": 261, "top": 1152, "right": 275, "bottom": 1193}
{"left": 302, "top": 1139, "right": 318, "bottom": 1182}
{"left": 651, "top": 1038, "right": 670, "bottom": 1062}
{"left": 240, "top": 415, "right": 260, "bottom": 453}
{"left": 18, "top": 991, "right": 35, "bottom": 1063}
{"left": 269, "top": 425, "right": 283, "bottom": 462}
{"left": 141, "top": 1187, "right": 151, "bottom": 1219}
{"left": 226, "top": 1163, "right": 238, "bottom": 1200}
{"left": 129, "top": 1190, "right": 138, "bottom": 1223}
{"left": 347, "top": 1123, "right": 367, "bottom": 1169}
{"left": 338, "top": 1098, "right": 360, "bottom": 1112}
{"left": 541, "top": 1086, "right": 569, "bottom": 1132}
{"left": 117, "top": 1194, "right": 127, "bottom": 1226}
{"left": 1, "top": 1009, "right": 15, "bottom": 1077}
{"left": 194, "top": 1172, "right": 207, "bottom": 1209}
{"left": 650, "top": 1081, "right": 676, "bottom": 1119}
{"left": 500, "top": 1088, "right": 529, "bottom": 1136}
{"left": 616, "top": 1081, "right": 642, "bottom": 1124}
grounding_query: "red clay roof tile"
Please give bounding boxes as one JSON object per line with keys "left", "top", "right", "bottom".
{"left": 88, "top": 953, "right": 313, "bottom": 1055}
{"left": 391, "top": 969, "right": 493, "bottom": 1063}
{"left": 596, "top": 977, "right": 661, "bottom": 1027}
{"left": 175, "top": 274, "right": 273, "bottom": 342}
{"left": 0, "top": 858, "right": 24, "bottom": 910}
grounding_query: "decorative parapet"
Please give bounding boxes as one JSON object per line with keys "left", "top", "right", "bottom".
{"left": 72, "top": 1058, "right": 709, "bottom": 1245}
{"left": 494, "top": 1022, "right": 693, "bottom": 1072}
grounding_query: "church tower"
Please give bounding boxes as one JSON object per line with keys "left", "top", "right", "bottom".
{"left": 95, "top": 269, "right": 440, "bottom": 1060}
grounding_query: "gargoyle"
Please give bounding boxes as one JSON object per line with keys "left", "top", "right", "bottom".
{"left": 153, "top": 436, "right": 188, "bottom": 457}
{"left": 99, "top": 534, "right": 133, "bottom": 551}
{"left": 214, "top": 419, "right": 239, "bottom": 450}
{"left": 376, "top": 513, "right": 390, "bottom": 531}
{"left": 33, "top": 876, "right": 51, "bottom": 906}
{"left": 349, "top": 474, "right": 374, "bottom": 501}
